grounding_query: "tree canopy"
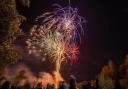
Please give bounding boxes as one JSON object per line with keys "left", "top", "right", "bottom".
{"left": 0, "top": 0, "right": 24, "bottom": 75}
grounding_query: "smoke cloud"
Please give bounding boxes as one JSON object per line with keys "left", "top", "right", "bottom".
{"left": 3, "top": 63, "right": 64, "bottom": 87}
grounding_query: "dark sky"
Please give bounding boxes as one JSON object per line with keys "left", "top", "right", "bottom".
{"left": 15, "top": 0, "right": 128, "bottom": 81}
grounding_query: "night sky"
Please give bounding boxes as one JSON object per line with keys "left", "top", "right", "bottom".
{"left": 15, "top": 0, "right": 128, "bottom": 81}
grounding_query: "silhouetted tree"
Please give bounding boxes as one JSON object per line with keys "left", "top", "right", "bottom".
{"left": 107, "top": 59, "right": 117, "bottom": 79}
{"left": 0, "top": 0, "right": 24, "bottom": 76}
{"left": 0, "top": 0, "right": 30, "bottom": 87}
{"left": 20, "top": 0, "right": 31, "bottom": 7}
{"left": 98, "top": 65, "right": 115, "bottom": 89}
{"left": 119, "top": 54, "right": 128, "bottom": 88}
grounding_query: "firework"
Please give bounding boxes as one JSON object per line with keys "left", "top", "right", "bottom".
{"left": 67, "top": 44, "right": 79, "bottom": 64}
{"left": 26, "top": 3, "right": 85, "bottom": 74}
{"left": 36, "top": 4, "right": 85, "bottom": 44}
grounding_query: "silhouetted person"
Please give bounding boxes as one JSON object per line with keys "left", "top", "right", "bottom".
{"left": 10, "top": 84, "right": 17, "bottom": 89}
{"left": 69, "top": 78, "right": 76, "bottom": 89}
{"left": 52, "top": 84, "right": 55, "bottom": 89}
{"left": 23, "top": 83, "right": 31, "bottom": 89}
{"left": 85, "top": 82, "right": 91, "bottom": 89}
{"left": 82, "top": 81, "right": 88, "bottom": 89}
{"left": 36, "top": 82, "right": 42, "bottom": 89}
{"left": 46, "top": 83, "right": 49, "bottom": 89}
{"left": 95, "top": 78, "right": 101, "bottom": 89}
{"left": 1, "top": 80, "right": 11, "bottom": 89}
{"left": 46, "top": 83, "right": 53, "bottom": 89}
{"left": 114, "top": 79, "right": 121, "bottom": 89}
{"left": 62, "top": 81, "right": 67, "bottom": 89}
{"left": 58, "top": 81, "right": 63, "bottom": 89}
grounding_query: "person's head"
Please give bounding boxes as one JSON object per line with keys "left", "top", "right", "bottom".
{"left": 62, "top": 81, "right": 65, "bottom": 85}
{"left": 52, "top": 84, "right": 55, "bottom": 89}
{"left": 59, "top": 81, "right": 63, "bottom": 87}
{"left": 82, "top": 81, "right": 87, "bottom": 86}
{"left": 70, "top": 78, "right": 75, "bottom": 85}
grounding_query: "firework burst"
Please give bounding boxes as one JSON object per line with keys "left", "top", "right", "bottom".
{"left": 26, "top": 3, "right": 85, "bottom": 74}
